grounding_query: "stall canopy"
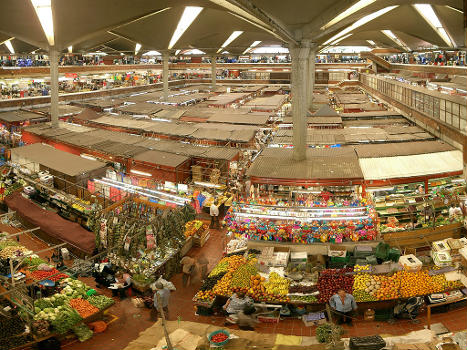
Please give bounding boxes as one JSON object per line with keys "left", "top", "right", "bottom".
{"left": 359, "top": 150, "right": 463, "bottom": 180}
{"left": 10, "top": 143, "right": 106, "bottom": 176}
{"left": 5, "top": 192, "right": 95, "bottom": 254}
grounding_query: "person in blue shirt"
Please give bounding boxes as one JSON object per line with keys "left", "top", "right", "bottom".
{"left": 151, "top": 282, "right": 170, "bottom": 321}
{"left": 330, "top": 289, "right": 358, "bottom": 325}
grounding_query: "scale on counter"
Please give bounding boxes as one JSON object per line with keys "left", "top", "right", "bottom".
{"left": 428, "top": 293, "right": 447, "bottom": 304}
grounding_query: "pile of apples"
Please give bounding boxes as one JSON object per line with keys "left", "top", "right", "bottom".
{"left": 318, "top": 268, "right": 354, "bottom": 303}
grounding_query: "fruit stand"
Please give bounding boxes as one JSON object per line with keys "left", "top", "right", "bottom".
{"left": 193, "top": 240, "right": 466, "bottom": 323}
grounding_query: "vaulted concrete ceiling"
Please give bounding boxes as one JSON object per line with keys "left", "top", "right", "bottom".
{"left": 0, "top": 0, "right": 463, "bottom": 54}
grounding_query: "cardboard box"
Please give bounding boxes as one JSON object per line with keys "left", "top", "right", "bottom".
{"left": 328, "top": 244, "right": 346, "bottom": 257}
{"left": 447, "top": 238, "right": 462, "bottom": 254}
{"left": 393, "top": 343, "right": 435, "bottom": 350}
{"left": 290, "top": 251, "right": 308, "bottom": 262}
{"left": 432, "top": 240, "right": 450, "bottom": 253}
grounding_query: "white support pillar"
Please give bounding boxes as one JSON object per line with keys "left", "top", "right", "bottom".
{"left": 289, "top": 43, "right": 310, "bottom": 161}
{"left": 211, "top": 55, "right": 217, "bottom": 88}
{"left": 307, "top": 47, "right": 316, "bottom": 113}
{"left": 49, "top": 47, "right": 59, "bottom": 127}
{"left": 162, "top": 52, "right": 169, "bottom": 101}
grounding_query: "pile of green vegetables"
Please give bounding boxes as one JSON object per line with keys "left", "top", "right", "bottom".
{"left": 85, "top": 295, "right": 115, "bottom": 310}
{"left": 72, "top": 323, "right": 93, "bottom": 342}
{"left": 50, "top": 306, "right": 82, "bottom": 334}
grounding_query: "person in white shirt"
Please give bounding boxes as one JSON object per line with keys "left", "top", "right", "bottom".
{"left": 210, "top": 201, "right": 220, "bottom": 229}
{"left": 449, "top": 204, "right": 463, "bottom": 220}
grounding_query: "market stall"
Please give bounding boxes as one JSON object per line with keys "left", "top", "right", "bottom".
{"left": 5, "top": 191, "right": 96, "bottom": 255}
{"left": 0, "top": 234, "right": 115, "bottom": 349}
{"left": 89, "top": 197, "right": 197, "bottom": 289}
{"left": 193, "top": 239, "right": 466, "bottom": 326}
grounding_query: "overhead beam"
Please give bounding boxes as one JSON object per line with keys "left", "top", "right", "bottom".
{"left": 302, "top": 0, "right": 359, "bottom": 38}
{"left": 209, "top": 0, "right": 297, "bottom": 44}
{"left": 0, "top": 30, "right": 44, "bottom": 50}
{"left": 65, "top": 7, "right": 171, "bottom": 50}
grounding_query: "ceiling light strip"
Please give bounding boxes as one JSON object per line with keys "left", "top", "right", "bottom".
{"left": 413, "top": 4, "right": 453, "bottom": 47}
{"left": 323, "top": 5, "right": 398, "bottom": 45}
{"left": 4, "top": 40, "right": 15, "bottom": 54}
{"left": 381, "top": 29, "right": 410, "bottom": 51}
{"left": 321, "top": 0, "right": 377, "bottom": 30}
{"left": 168, "top": 6, "right": 203, "bottom": 49}
{"left": 30, "top": 0, "right": 54, "bottom": 46}
{"left": 217, "top": 31, "right": 243, "bottom": 53}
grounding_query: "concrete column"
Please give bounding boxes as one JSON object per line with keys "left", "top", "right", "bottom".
{"left": 162, "top": 52, "right": 169, "bottom": 101}
{"left": 49, "top": 47, "right": 59, "bottom": 127}
{"left": 211, "top": 55, "right": 217, "bottom": 88}
{"left": 289, "top": 43, "right": 310, "bottom": 161}
{"left": 307, "top": 48, "right": 316, "bottom": 113}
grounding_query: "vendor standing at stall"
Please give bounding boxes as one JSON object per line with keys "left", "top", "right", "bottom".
{"left": 329, "top": 289, "right": 357, "bottom": 325}
{"left": 210, "top": 200, "right": 220, "bottom": 229}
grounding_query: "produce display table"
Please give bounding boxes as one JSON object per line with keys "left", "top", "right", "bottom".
{"left": 426, "top": 296, "right": 467, "bottom": 329}
{"left": 382, "top": 222, "right": 463, "bottom": 248}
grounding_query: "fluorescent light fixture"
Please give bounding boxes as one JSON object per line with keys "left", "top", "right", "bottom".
{"left": 413, "top": 4, "right": 453, "bottom": 47}
{"left": 135, "top": 43, "right": 142, "bottom": 55}
{"left": 323, "top": 6, "right": 398, "bottom": 45}
{"left": 366, "top": 40, "right": 376, "bottom": 46}
{"left": 445, "top": 5, "right": 463, "bottom": 13}
{"left": 142, "top": 50, "right": 161, "bottom": 56}
{"left": 194, "top": 181, "right": 222, "bottom": 189}
{"left": 168, "top": 6, "right": 203, "bottom": 49}
{"left": 242, "top": 40, "right": 262, "bottom": 54}
{"left": 30, "top": 0, "right": 54, "bottom": 46}
{"left": 67, "top": 45, "right": 72, "bottom": 53}
{"left": 130, "top": 169, "right": 152, "bottom": 177}
{"left": 4, "top": 40, "right": 14, "bottom": 54}
{"left": 321, "top": 0, "right": 376, "bottom": 30}
{"left": 217, "top": 31, "right": 243, "bottom": 53}
{"left": 381, "top": 29, "right": 410, "bottom": 51}
{"left": 184, "top": 48, "right": 205, "bottom": 55}
{"left": 175, "top": 49, "right": 181, "bottom": 55}
{"left": 330, "top": 33, "right": 352, "bottom": 45}
{"left": 80, "top": 154, "right": 96, "bottom": 161}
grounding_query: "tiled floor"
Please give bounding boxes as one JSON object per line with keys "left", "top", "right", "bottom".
{"left": 5, "top": 222, "right": 467, "bottom": 350}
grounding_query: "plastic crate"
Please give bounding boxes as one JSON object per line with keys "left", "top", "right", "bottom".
{"left": 354, "top": 245, "right": 374, "bottom": 258}
{"left": 366, "top": 255, "right": 378, "bottom": 265}
{"left": 356, "top": 258, "right": 368, "bottom": 266}
{"left": 375, "top": 242, "right": 390, "bottom": 260}
{"left": 387, "top": 248, "right": 401, "bottom": 262}
{"left": 331, "top": 252, "right": 350, "bottom": 263}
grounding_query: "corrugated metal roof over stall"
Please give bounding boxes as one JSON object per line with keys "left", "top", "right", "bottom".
{"left": 355, "top": 141, "right": 455, "bottom": 158}
{"left": 359, "top": 151, "right": 463, "bottom": 180}
{"left": 133, "top": 149, "right": 189, "bottom": 167}
{"left": 248, "top": 148, "right": 363, "bottom": 180}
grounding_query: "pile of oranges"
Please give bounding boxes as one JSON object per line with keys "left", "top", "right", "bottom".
{"left": 375, "top": 274, "right": 400, "bottom": 300}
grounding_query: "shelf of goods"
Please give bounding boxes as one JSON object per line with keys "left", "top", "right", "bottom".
{"left": 89, "top": 199, "right": 196, "bottom": 282}
{"left": 375, "top": 192, "right": 465, "bottom": 234}
{"left": 0, "top": 241, "right": 114, "bottom": 348}
{"left": 226, "top": 199, "right": 377, "bottom": 243}
{"left": 192, "top": 246, "right": 465, "bottom": 314}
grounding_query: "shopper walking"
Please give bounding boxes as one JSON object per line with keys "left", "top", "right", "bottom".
{"left": 210, "top": 201, "right": 220, "bottom": 229}
{"left": 329, "top": 289, "right": 357, "bottom": 325}
{"left": 180, "top": 255, "right": 195, "bottom": 287}
{"left": 151, "top": 282, "right": 170, "bottom": 321}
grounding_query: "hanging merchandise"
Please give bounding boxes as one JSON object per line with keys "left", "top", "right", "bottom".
{"left": 91, "top": 199, "right": 196, "bottom": 279}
